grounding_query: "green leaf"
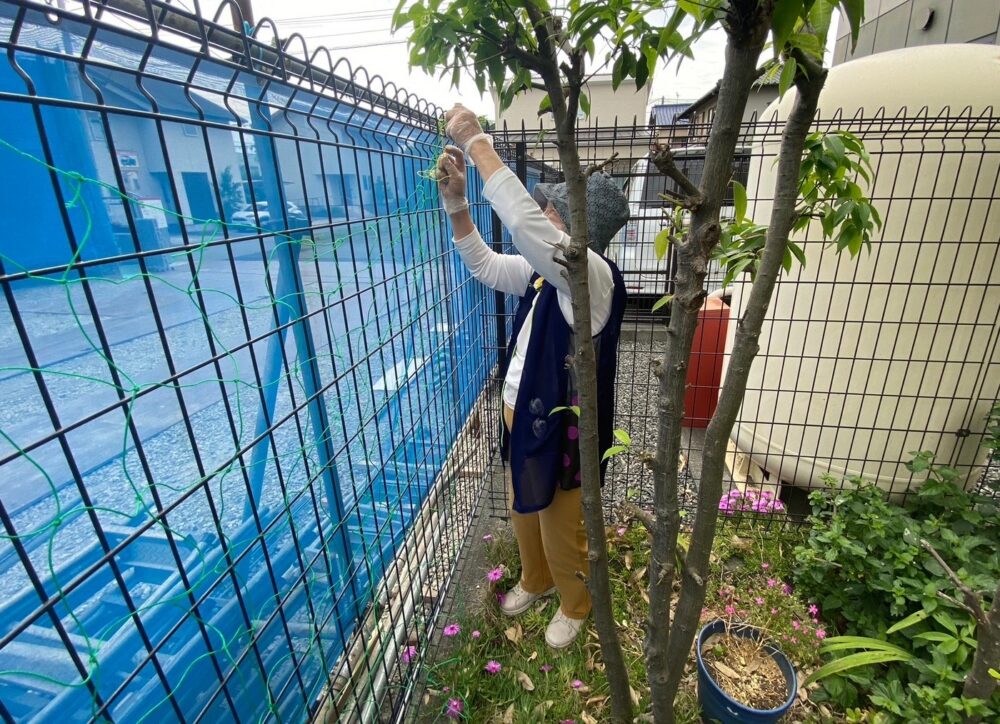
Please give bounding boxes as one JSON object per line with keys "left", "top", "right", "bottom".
{"left": 654, "top": 228, "right": 671, "bottom": 260}
{"left": 788, "top": 240, "right": 807, "bottom": 268}
{"left": 989, "top": 667, "right": 1000, "bottom": 680}
{"left": 613, "top": 428, "right": 632, "bottom": 446}
{"left": 819, "top": 636, "right": 913, "bottom": 658}
{"left": 651, "top": 294, "right": 673, "bottom": 312}
{"left": 550, "top": 405, "right": 581, "bottom": 417}
{"left": 778, "top": 57, "right": 797, "bottom": 99}
{"left": 839, "top": 0, "right": 865, "bottom": 50}
{"left": 677, "top": 0, "right": 703, "bottom": 20}
{"left": 579, "top": 91, "right": 591, "bottom": 118}
{"left": 732, "top": 180, "right": 747, "bottom": 223}
{"left": 538, "top": 94, "right": 552, "bottom": 116}
{"left": 602, "top": 445, "right": 627, "bottom": 462}
{"left": 913, "top": 632, "right": 953, "bottom": 643}
{"left": 932, "top": 611, "right": 959, "bottom": 635}
{"left": 886, "top": 609, "right": 930, "bottom": 634}
{"left": 807, "top": 0, "right": 835, "bottom": 43}
{"left": 805, "top": 650, "right": 913, "bottom": 686}
{"left": 772, "top": 0, "right": 805, "bottom": 52}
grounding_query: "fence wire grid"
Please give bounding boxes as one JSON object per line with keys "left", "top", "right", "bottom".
{"left": 2, "top": 1, "right": 1000, "bottom": 723}
{"left": 0, "top": 1, "right": 500, "bottom": 722}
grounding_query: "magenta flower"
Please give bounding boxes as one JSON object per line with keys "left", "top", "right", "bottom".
{"left": 486, "top": 567, "right": 504, "bottom": 583}
{"left": 816, "top": 628, "right": 827, "bottom": 640}
{"left": 725, "top": 605, "right": 735, "bottom": 616}
{"left": 540, "top": 664, "right": 553, "bottom": 673}
{"left": 766, "top": 578, "right": 778, "bottom": 588}
{"left": 482, "top": 534, "right": 493, "bottom": 542}
{"left": 754, "top": 597, "right": 765, "bottom": 606}
{"left": 472, "top": 630, "right": 481, "bottom": 639}
{"left": 571, "top": 679, "right": 584, "bottom": 689}
{"left": 560, "top": 720, "right": 577, "bottom": 724}
{"left": 782, "top": 583, "right": 793, "bottom": 595}
{"left": 792, "top": 620, "right": 801, "bottom": 630}
{"left": 401, "top": 645, "right": 417, "bottom": 664}
{"left": 443, "top": 687, "right": 450, "bottom": 693}
{"left": 443, "top": 623, "right": 460, "bottom": 637}
{"left": 761, "top": 562, "right": 770, "bottom": 570}
{"left": 616, "top": 527, "right": 627, "bottom": 536}
{"left": 445, "top": 697, "right": 463, "bottom": 719}
{"left": 771, "top": 607, "right": 778, "bottom": 615}
{"left": 808, "top": 604, "right": 819, "bottom": 617}
{"left": 791, "top": 636, "right": 799, "bottom": 644}
{"left": 485, "top": 660, "right": 502, "bottom": 675}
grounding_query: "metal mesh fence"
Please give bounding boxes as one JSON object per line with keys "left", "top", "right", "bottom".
{"left": 0, "top": 1, "right": 501, "bottom": 721}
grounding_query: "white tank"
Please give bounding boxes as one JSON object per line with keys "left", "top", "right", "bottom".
{"left": 725, "top": 44, "right": 1000, "bottom": 495}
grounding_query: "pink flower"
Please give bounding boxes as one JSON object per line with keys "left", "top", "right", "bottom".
{"left": 792, "top": 620, "right": 801, "bottom": 630}
{"left": 755, "top": 597, "right": 765, "bottom": 606}
{"left": 766, "top": 578, "right": 777, "bottom": 588}
{"left": 443, "top": 623, "right": 460, "bottom": 637}
{"left": 791, "top": 637, "right": 798, "bottom": 644}
{"left": 443, "top": 687, "right": 450, "bottom": 693}
{"left": 486, "top": 567, "right": 504, "bottom": 583}
{"left": 571, "top": 679, "right": 584, "bottom": 689}
{"left": 482, "top": 534, "right": 493, "bottom": 542}
{"left": 445, "top": 697, "right": 463, "bottom": 719}
{"left": 761, "top": 563, "right": 770, "bottom": 570}
{"left": 725, "top": 605, "right": 735, "bottom": 616}
{"left": 472, "top": 630, "right": 481, "bottom": 639}
{"left": 540, "top": 664, "right": 553, "bottom": 673}
{"left": 560, "top": 721, "right": 577, "bottom": 724}
{"left": 771, "top": 608, "right": 778, "bottom": 615}
{"left": 485, "top": 660, "right": 502, "bottom": 674}
{"left": 808, "top": 604, "right": 819, "bottom": 617}
{"left": 816, "top": 628, "right": 827, "bottom": 640}
{"left": 401, "top": 645, "right": 417, "bottom": 664}
{"left": 496, "top": 592, "right": 506, "bottom": 605}
{"left": 616, "top": 527, "right": 627, "bottom": 536}
{"left": 782, "top": 583, "right": 793, "bottom": 595}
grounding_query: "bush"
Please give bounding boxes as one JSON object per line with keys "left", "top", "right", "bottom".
{"left": 792, "top": 455, "right": 999, "bottom": 721}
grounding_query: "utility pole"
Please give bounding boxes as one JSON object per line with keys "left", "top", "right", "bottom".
{"left": 232, "top": 0, "right": 254, "bottom": 30}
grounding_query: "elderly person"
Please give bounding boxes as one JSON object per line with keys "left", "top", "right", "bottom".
{"left": 438, "top": 104, "right": 628, "bottom": 649}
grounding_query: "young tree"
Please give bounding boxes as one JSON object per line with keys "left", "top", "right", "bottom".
{"left": 394, "top": 1, "right": 874, "bottom": 720}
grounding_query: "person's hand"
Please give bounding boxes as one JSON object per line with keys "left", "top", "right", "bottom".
{"left": 445, "top": 103, "right": 490, "bottom": 155}
{"left": 437, "top": 145, "right": 469, "bottom": 215}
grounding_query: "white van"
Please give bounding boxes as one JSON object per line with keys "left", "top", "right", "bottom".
{"left": 607, "top": 148, "right": 748, "bottom": 298}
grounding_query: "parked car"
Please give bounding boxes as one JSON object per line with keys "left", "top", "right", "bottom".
{"left": 607, "top": 148, "right": 750, "bottom": 297}
{"left": 231, "top": 200, "right": 307, "bottom": 225}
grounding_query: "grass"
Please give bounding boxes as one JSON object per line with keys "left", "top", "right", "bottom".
{"left": 417, "top": 515, "right": 831, "bottom": 722}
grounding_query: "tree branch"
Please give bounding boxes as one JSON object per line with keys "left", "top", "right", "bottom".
{"left": 649, "top": 143, "right": 702, "bottom": 209}
{"left": 585, "top": 152, "right": 619, "bottom": 177}
{"left": 920, "top": 538, "right": 986, "bottom": 625}
{"left": 623, "top": 502, "right": 655, "bottom": 533}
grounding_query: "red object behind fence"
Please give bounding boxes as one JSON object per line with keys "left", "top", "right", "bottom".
{"left": 683, "top": 296, "right": 730, "bottom": 428}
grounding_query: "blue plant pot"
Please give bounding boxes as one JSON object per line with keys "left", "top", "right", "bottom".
{"left": 696, "top": 619, "right": 797, "bottom": 723}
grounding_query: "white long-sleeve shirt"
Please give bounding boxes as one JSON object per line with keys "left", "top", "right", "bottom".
{"left": 453, "top": 166, "right": 614, "bottom": 408}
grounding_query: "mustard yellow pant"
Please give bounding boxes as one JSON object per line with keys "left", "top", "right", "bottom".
{"left": 504, "top": 405, "right": 591, "bottom": 619}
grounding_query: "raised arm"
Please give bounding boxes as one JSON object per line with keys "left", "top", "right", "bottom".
{"left": 438, "top": 146, "right": 533, "bottom": 296}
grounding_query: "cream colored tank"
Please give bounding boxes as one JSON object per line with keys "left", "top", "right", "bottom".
{"left": 725, "top": 44, "right": 1000, "bottom": 495}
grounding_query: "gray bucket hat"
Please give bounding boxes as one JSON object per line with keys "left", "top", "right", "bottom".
{"left": 531, "top": 171, "right": 630, "bottom": 254}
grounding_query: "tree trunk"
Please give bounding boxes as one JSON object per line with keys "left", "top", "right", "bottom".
{"left": 540, "top": 72, "right": 633, "bottom": 723}
{"left": 663, "top": 58, "right": 828, "bottom": 702}
{"left": 645, "top": 4, "right": 772, "bottom": 719}
{"left": 963, "top": 583, "right": 1000, "bottom": 722}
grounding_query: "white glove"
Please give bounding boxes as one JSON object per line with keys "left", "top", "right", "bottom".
{"left": 444, "top": 104, "right": 492, "bottom": 156}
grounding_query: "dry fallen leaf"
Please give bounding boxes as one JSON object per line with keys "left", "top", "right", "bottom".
{"left": 501, "top": 703, "right": 514, "bottom": 724}
{"left": 585, "top": 655, "right": 596, "bottom": 671}
{"left": 624, "top": 553, "right": 633, "bottom": 570}
{"left": 629, "top": 685, "right": 641, "bottom": 707}
{"left": 530, "top": 700, "right": 553, "bottom": 718}
{"left": 631, "top": 566, "right": 647, "bottom": 583}
{"left": 504, "top": 623, "right": 522, "bottom": 644}
{"left": 575, "top": 683, "right": 591, "bottom": 695}
{"left": 585, "top": 695, "right": 609, "bottom": 708}
{"left": 517, "top": 671, "right": 535, "bottom": 691}
{"left": 581, "top": 712, "right": 599, "bottom": 724}
{"left": 527, "top": 650, "right": 537, "bottom": 662}
{"left": 713, "top": 661, "right": 740, "bottom": 679}
{"left": 640, "top": 590, "right": 650, "bottom": 604}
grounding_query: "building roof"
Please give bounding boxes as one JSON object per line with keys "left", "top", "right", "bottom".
{"left": 648, "top": 102, "right": 690, "bottom": 126}
{"left": 677, "top": 73, "right": 779, "bottom": 120}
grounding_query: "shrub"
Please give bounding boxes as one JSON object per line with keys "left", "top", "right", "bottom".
{"left": 792, "top": 456, "right": 999, "bottom": 720}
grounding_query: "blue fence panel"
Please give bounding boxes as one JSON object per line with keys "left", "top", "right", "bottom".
{"left": 0, "top": 2, "right": 497, "bottom": 721}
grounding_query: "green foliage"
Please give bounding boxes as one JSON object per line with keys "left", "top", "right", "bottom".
{"left": 711, "top": 130, "right": 878, "bottom": 288}
{"left": 792, "top": 454, "right": 1000, "bottom": 721}
{"left": 797, "top": 130, "right": 881, "bottom": 257}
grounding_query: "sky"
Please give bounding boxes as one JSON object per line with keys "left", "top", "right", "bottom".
{"left": 247, "top": 0, "right": 839, "bottom": 117}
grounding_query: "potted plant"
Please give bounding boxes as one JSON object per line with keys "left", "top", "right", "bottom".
{"left": 696, "top": 618, "right": 797, "bottom": 723}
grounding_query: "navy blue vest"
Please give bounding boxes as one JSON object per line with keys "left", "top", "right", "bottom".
{"left": 500, "top": 257, "right": 627, "bottom": 513}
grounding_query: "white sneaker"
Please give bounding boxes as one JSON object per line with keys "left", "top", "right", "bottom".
{"left": 500, "top": 582, "right": 556, "bottom": 617}
{"left": 545, "top": 609, "right": 586, "bottom": 649}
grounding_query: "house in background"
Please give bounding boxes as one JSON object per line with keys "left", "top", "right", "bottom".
{"left": 675, "top": 79, "right": 779, "bottom": 142}
{"left": 833, "top": 0, "right": 1000, "bottom": 64}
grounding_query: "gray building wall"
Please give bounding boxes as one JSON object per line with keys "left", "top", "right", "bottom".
{"left": 834, "top": 0, "right": 1000, "bottom": 64}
